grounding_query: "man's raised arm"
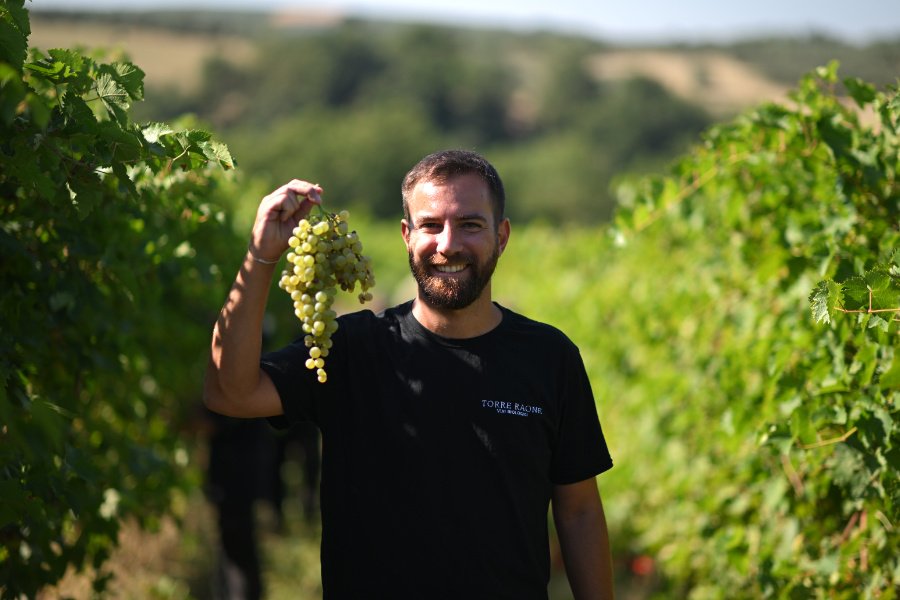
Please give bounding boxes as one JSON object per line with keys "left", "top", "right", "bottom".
{"left": 203, "top": 180, "right": 322, "bottom": 418}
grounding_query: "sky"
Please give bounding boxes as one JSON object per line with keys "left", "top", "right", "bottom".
{"left": 31, "top": 0, "right": 900, "bottom": 43}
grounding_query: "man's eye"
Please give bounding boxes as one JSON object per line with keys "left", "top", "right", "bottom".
{"left": 462, "top": 222, "right": 484, "bottom": 231}
{"left": 418, "top": 223, "right": 441, "bottom": 231}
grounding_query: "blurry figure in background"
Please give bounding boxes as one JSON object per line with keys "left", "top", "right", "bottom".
{"left": 203, "top": 321, "right": 322, "bottom": 599}
{"left": 204, "top": 411, "right": 275, "bottom": 600}
{"left": 268, "top": 421, "right": 321, "bottom": 529}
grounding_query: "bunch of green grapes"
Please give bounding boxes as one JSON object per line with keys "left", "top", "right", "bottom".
{"left": 277, "top": 209, "right": 375, "bottom": 383}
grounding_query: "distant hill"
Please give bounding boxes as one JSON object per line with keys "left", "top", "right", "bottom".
{"left": 27, "top": 10, "right": 900, "bottom": 116}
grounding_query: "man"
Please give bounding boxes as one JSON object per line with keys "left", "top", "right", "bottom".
{"left": 204, "top": 149, "right": 615, "bottom": 599}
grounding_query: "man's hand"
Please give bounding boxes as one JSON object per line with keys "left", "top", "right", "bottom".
{"left": 552, "top": 478, "right": 615, "bottom": 600}
{"left": 250, "top": 180, "right": 323, "bottom": 262}
{"left": 205, "top": 179, "right": 323, "bottom": 418}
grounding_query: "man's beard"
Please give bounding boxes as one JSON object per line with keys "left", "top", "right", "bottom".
{"left": 408, "top": 243, "right": 500, "bottom": 310}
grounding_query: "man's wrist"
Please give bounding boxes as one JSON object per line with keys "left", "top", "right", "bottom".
{"left": 247, "top": 244, "right": 280, "bottom": 265}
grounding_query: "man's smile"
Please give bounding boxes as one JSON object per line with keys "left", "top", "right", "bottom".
{"left": 432, "top": 263, "right": 467, "bottom": 274}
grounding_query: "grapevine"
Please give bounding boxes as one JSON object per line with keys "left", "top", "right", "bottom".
{"left": 277, "top": 208, "right": 375, "bottom": 383}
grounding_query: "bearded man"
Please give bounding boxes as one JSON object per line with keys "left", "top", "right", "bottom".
{"left": 204, "top": 149, "right": 615, "bottom": 600}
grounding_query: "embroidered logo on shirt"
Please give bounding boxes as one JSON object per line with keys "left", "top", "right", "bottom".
{"left": 481, "top": 399, "right": 543, "bottom": 417}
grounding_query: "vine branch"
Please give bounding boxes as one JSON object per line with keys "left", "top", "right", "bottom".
{"left": 800, "top": 426, "right": 858, "bottom": 449}
{"left": 836, "top": 288, "right": 900, "bottom": 321}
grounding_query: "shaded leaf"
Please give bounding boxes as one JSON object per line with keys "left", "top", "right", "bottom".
{"left": 842, "top": 276, "right": 869, "bottom": 310}
{"left": 95, "top": 71, "right": 130, "bottom": 125}
{"left": 0, "top": 0, "right": 29, "bottom": 68}
{"left": 112, "top": 162, "right": 138, "bottom": 198}
{"left": 0, "top": 62, "right": 26, "bottom": 125}
{"left": 817, "top": 113, "right": 854, "bottom": 161}
{"left": 844, "top": 77, "right": 877, "bottom": 108}
{"left": 25, "top": 91, "right": 51, "bottom": 129}
{"left": 889, "top": 249, "right": 900, "bottom": 277}
{"left": 68, "top": 169, "right": 104, "bottom": 218}
{"left": 880, "top": 357, "right": 900, "bottom": 389}
{"left": 866, "top": 267, "right": 900, "bottom": 311}
{"left": 865, "top": 268, "right": 892, "bottom": 293}
{"left": 111, "top": 61, "right": 144, "bottom": 101}
{"left": 26, "top": 49, "right": 87, "bottom": 87}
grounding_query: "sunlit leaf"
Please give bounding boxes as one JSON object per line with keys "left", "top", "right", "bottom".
{"left": 809, "top": 279, "right": 843, "bottom": 324}
{"left": 141, "top": 121, "right": 174, "bottom": 144}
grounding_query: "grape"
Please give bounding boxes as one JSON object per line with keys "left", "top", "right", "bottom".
{"left": 277, "top": 208, "right": 376, "bottom": 383}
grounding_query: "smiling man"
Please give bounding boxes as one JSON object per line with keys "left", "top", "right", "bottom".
{"left": 401, "top": 163, "right": 509, "bottom": 336}
{"left": 204, "top": 149, "right": 615, "bottom": 600}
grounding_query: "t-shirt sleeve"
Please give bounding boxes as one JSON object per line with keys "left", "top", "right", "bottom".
{"left": 549, "top": 344, "right": 613, "bottom": 484}
{"left": 260, "top": 336, "right": 320, "bottom": 428}
{"left": 259, "top": 310, "right": 363, "bottom": 430}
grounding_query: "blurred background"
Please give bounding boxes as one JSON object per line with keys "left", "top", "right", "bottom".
{"left": 27, "top": 0, "right": 900, "bottom": 227}
{"left": 21, "top": 1, "right": 900, "bottom": 598}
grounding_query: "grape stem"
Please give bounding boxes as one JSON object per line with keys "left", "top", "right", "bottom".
{"left": 312, "top": 205, "right": 334, "bottom": 221}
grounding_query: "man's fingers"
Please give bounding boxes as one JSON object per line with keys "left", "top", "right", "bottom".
{"left": 278, "top": 180, "right": 323, "bottom": 222}
{"left": 259, "top": 180, "right": 323, "bottom": 224}
{"left": 281, "top": 180, "right": 323, "bottom": 203}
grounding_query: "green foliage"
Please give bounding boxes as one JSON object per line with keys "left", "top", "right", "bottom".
{"left": 0, "top": 2, "right": 241, "bottom": 596}
{"left": 589, "top": 61, "right": 898, "bottom": 597}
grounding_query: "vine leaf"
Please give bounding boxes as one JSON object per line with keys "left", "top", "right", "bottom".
{"left": 95, "top": 71, "right": 130, "bottom": 125}
{"left": 842, "top": 275, "right": 870, "bottom": 310}
{"left": 809, "top": 279, "right": 843, "bottom": 324}
{"left": 0, "top": 0, "right": 30, "bottom": 68}
{"left": 813, "top": 266, "right": 900, "bottom": 322}
{"left": 844, "top": 77, "right": 877, "bottom": 108}
{"left": 0, "top": 63, "right": 26, "bottom": 125}
{"left": 142, "top": 122, "right": 175, "bottom": 144}
{"left": 201, "top": 139, "right": 236, "bottom": 170}
{"left": 109, "top": 61, "right": 144, "bottom": 102}
{"left": 25, "top": 48, "right": 86, "bottom": 86}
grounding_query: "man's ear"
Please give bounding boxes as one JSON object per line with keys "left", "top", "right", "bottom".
{"left": 401, "top": 219, "right": 412, "bottom": 246}
{"left": 497, "top": 218, "right": 511, "bottom": 255}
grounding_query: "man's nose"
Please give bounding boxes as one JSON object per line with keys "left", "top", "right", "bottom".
{"left": 435, "top": 225, "right": 458, "bottom": 254}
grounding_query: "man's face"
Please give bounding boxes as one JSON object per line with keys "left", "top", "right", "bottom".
{"left": 401, "top": 174, "right": 509, "bottom": 310}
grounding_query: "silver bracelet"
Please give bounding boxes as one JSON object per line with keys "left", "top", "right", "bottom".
{"left": 247, "top": 244, "right": 280, "bottom": 265}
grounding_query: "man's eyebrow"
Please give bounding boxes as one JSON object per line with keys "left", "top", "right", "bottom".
{"left": 413, "top": 213, "right": 488, "bottom": 224}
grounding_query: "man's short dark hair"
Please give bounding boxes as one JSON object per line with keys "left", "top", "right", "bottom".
{"left": 401, "top": 149, "right": 506, "bottom": 227}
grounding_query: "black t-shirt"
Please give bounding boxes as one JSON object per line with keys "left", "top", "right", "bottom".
{"left": 261, "top": 301, "right": 613, "bottom": 599}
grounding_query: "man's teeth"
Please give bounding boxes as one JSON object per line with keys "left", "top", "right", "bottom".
{"left": 434, "top": 264, "right": 465, "bottom": 273}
